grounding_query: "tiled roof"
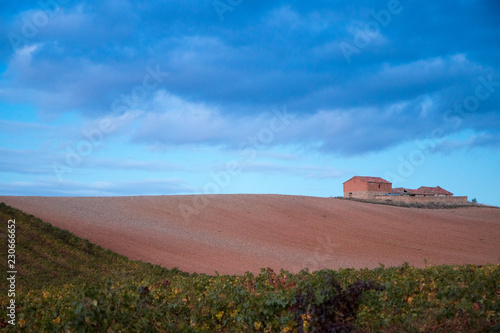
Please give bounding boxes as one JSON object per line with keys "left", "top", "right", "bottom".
{"left": 407, "top": 188, "right": 428, "bottom": 195}
{"left": 347, "top": 176, "right": 392, "bottom": 184}
{"left": 417, "top": 186, "right": 453, "bottom": 196}
{"left": 391, "top": 186, "right": 454, "bottom": 196}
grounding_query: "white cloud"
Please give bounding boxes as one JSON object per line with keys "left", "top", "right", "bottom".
{"left": 132, "top": 90, "right": 282, "bottom": 147}
{"left": 0, "top": 178, "right": 192, "bottom": 196}
{"left": 9, "top": 43, "right": 42, "bottom": 69}
{"left": 134, "top": 91, "right": 232, "bottom": 144}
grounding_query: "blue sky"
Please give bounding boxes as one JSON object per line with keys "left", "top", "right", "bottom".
{"left": 1, "top": 0, "right": 499, "bottom": 206}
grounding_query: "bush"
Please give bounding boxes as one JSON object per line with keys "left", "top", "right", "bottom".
{"left": 294, "top": 271, "right": 384, "bottom": 332}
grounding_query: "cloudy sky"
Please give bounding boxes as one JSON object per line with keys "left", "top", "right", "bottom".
{"left": 1, "top": 0, "right": 499, "bottom": 206}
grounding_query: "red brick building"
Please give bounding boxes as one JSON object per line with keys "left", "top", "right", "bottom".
{"left": 343, "top": 176, "right": 466, "bottom": 203}
{"left": 343, "top": 176, "right": 392, "bottom": 199}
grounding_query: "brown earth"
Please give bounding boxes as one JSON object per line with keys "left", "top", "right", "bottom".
{"left": 1, "top": 194, "right": 499, "bottom": 275}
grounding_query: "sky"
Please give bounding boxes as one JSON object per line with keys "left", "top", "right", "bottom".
{"left": 0, "top": 0, "right": 499, "bottom": 206}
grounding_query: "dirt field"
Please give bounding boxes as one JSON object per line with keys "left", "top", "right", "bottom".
{"left": 1, "top": 194, "right": 499, "bottom": 275}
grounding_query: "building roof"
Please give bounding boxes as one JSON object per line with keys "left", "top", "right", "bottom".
{"left": 344, "top": 176, "right": 392, "bottom": 184}
{"left": 390, "top": 186, "right": 454, "bottom": 196}
{"left": 417, "top": 186, "right": 453, "bottom": 196}
{"left": 407, "top": 188, "right": 428, "bottom": 195}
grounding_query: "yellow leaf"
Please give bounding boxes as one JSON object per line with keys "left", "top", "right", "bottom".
{"left": 53, "top": 316, "right": 61, "bottom": 324}
{"left": 216, "top": 311, "right": 224, "bottom": 320}
{"left": 407, "top": 296, "right": 414, "bottom": 304}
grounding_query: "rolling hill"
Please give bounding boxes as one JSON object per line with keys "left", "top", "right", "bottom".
{"left": 1, "top": 194, "right": 498, "bottom": 275}
{"left": 1, "top": 200, "right": 498, "bottom": 331}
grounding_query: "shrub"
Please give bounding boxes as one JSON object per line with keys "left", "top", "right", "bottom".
{"left": 294, "top": 272, "right": 384, "bottom": 332}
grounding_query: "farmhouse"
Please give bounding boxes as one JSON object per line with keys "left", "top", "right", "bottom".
{"left": 343, "top": 176, "right": 392, "bottom": 199}
{"left": 343, "top": 176, "right": 468, "bottom": 203}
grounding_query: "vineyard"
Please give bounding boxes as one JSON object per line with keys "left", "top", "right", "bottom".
{"left": 1, "top": 202, "right": 499, "bottom": 332}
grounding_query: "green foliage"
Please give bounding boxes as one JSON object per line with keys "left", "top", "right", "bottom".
{"left": 1, "top": 203, "right": 499, "bottom": 332}
{"left": 294, "top": 271, "right": 384, "bottom": 332}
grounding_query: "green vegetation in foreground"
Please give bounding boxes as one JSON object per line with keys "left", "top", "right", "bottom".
{"left": 334, "top": 196, "right": 498, "bottom": 209}
{"left": 1, "top": 202, "right": 499, "bottom": 332}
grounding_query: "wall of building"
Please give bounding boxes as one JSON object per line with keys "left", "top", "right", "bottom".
{"left": 345, "top": 191, "right": 388, "bottom": 199}
{"left": 343, "top": 178, "right": 369, "bottom": 193}
{"left": 366, "top": 182, "right": 392, "bottom": 192}
{"left": 373, "top": 195, "right": 468, "bottom": 204}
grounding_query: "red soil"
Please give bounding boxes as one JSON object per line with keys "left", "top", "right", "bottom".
{"left": 1, "top": 194, "right": 499, "bottom": 275}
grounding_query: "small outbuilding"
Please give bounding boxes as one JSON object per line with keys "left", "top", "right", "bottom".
{"left": 410, "top": 186, "right": 453, "bottom": 197}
